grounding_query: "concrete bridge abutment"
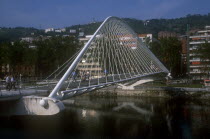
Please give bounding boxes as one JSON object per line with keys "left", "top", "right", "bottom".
{"left": 0, "top": 96, "right": 65, "bottom": 116}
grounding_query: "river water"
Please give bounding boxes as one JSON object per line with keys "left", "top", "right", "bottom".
{"left": 0, "top": 95, "right": 210, "bottom": 138}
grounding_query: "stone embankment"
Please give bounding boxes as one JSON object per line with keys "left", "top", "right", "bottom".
{"left": 91, "top": 86, "right": 210, "bottom": 99}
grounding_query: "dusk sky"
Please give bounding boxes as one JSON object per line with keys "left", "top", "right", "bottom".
{"left": 0, "top": 0, "right": 210, "bottom": 28}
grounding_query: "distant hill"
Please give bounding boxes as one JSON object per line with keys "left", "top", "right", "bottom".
{"left": 67, "top": 13, "right": 210, "bottom": 38}
{"left": 66, "top": 22, "right": 102, "bottom": 36}
{"left": 140, "top": 13, "right": 210, "bottom": 37}
{"left": 0, "top": 27, "right": 44, "bottom": 42}
{"left": 1, "top": 13, "right": 210, "bottom": 42}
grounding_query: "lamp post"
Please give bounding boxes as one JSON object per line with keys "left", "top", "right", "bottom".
{"left": 19, "top": 74, "right": 22, "bottom": 89}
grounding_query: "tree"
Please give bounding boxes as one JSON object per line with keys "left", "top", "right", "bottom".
{"left": 0, "top": 42, "right": 10, "bottom": 65}
{"left": 150, "top": 37, "right": 182, "bottom": 77}
{"left": 0, "top": 36, "right": 80, "bottom": 78}
{"left": 34, "top": 36, "right": 79, "bottom": 77}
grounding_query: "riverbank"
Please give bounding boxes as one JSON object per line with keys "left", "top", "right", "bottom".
{"left": 90, "top": 86, "right": 210, "bottom": 99}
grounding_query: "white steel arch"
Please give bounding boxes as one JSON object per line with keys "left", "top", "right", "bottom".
{"left": 48, "top": 16, "right": 169, "bottom": 100}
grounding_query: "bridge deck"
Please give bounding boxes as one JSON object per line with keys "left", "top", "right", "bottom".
{"left": 0, "top": 89, "right": 49, "bottom": 101}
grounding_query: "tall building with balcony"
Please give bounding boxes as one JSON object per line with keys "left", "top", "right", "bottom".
{"left": 78, "top": 35, "right": 103, "bottom": 77}
{"left": 189, "top": 26, "right": 210, "bottom": 81}
{"left": 78, "top": 34, "right": 139, "bottom": 77}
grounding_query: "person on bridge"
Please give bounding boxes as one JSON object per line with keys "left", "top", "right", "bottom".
{"left": 11, "top": 75, "right": 16, "bottom": 90}
{"left": 5, "top": 75, "right": 11, "bottom": 91}
{"left": 81, "top": 71, "right": 86, "bottom": 81}
{"left": 71, "top": 71, "right": 76, "bottom": 82}
{"left": 75, "top": 69, "right": 80, "bottom": 77}
{"left": 104, "top": 69, "right": 108, "bottom": 76}
{"left": 104, "top": 69, "right": 108, "bottom": 80}
{"left": 86, "top": 71, "right": 90, "bottom": 80}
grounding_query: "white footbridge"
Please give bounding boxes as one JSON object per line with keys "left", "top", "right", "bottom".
{"left": 0, "top": 16, "right": 169, "bottom": 115}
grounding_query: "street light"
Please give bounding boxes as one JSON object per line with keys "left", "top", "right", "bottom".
{"left": 19, "top": 74, "right": 22, "bottom": 89}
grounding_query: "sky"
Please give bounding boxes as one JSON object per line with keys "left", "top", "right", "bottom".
{"left": 0, "top": 0, "right": 210, "bottom": 28}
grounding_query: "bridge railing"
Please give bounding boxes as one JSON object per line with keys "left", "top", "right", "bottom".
{"left": 0, "top": 78, "right": 58, "bottom": 92}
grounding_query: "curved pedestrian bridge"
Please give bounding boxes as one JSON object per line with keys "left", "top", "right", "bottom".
{"left": 0, "top": 16, "right": 169, "bottom": 115}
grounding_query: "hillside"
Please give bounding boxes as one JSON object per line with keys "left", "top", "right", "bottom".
{"left": 71, "top": 14, "right": 210, "bottom": 37}
{"left": 1, "top": 13, "right": 210, "bottom": 42}
{"left": 0, "top": 27, "right": 44, "bottom": 42}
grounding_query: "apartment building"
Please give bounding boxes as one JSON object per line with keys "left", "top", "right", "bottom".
{"left": 138, "top": 34, "right": 152, "bottom": 43}
{"left": 21, "top": 37, "right": 34, "bottom": 43}
{"left": 45, "top": 28, "right": 54, "bottom": 33}
{"left": 189, "top": 26, "right": 210, "bottom": 81}
{"left": 0, "top": 64, "right": 35, "bottom": 78}
{"left": 78, "top": 35, "right": 103, "bottom": 77}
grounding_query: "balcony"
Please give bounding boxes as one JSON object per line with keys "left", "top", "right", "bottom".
{"left": 190, "top": 65, "right": 210, "bottom": 68}
{"left": 189, "top": 40, "right": 210, "bottom": 45}
{"left": 190, "top": 41, "right": 205, "bottom": 44}
{"left": 190, "top": 71, "right": 202, "bottom": 74}
{"left": 189, "top": 59, "right": 200, "bottom": 62}
{"left": 190, "top": 35, "right": 210, "bottom": 38}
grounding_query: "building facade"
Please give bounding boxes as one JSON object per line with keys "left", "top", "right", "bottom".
{"left": 158, "top": 31, "right": 178, "bottom": 39}
{"left": 179, "top": 35, "right": 188, "bottom": 76}
{"left": 0, "top": 64, "right": 35, "bottom": 79}
{"left": 21, "top": 37, "right": 34, "bottom": 43}
{"left": 45, "top": 28, "right": 54, "bottom": 33}
{"left": 189, "top": 26, "right": 210, "bottom": 81}
{"left": 78, "top": 35, "right": 103, "bottom": 77}
{"left": 138, "top": 34, "right": 152, "bottom": 43}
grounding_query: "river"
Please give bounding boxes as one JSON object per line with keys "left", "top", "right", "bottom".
{"left": 0, "top": 95, "right": 210, "bottom": 138}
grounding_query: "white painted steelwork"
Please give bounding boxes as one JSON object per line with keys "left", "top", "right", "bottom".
{"left": 48, "top": 16, "right": 169, "bottom": 100}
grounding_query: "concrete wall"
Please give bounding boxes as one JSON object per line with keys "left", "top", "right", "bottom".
{"left": 90, "top": 87, "right": 210, "bottom": 99}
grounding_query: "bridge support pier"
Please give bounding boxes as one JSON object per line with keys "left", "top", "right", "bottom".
{"left": 0, "top": 96, "right": 65, "bottom": 116}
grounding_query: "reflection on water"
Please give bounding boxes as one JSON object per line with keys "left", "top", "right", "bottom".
{"left": 1, "top": 96, "right": 210, "bottom": 138}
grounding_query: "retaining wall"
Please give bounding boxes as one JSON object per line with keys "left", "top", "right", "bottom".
{"left": 90, "top": 86, "right": 210, "bottom": 99}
